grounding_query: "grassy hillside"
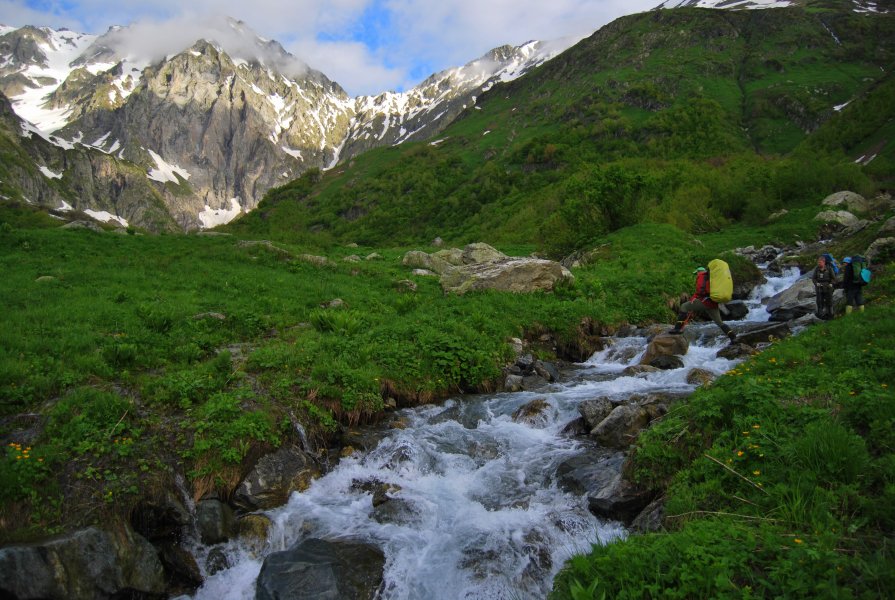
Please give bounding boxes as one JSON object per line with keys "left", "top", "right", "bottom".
{"left": 3, "top": 205, "right": 757, "bottom": 540}
{"left": 225, "top": 2, "right": 894, "bottom": 254}
{"left": 552, "top": 266, "right": 895, "bottom": 598}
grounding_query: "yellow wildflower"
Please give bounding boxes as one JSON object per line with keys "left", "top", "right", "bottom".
{"left": 753, "top": 470, "right": 761, "bottom": 476}
{"left": 793, "top": 538, "right": 803, "bottom": 544}
{"left": 737, "top": 450, "right": 744, "bottom": 457}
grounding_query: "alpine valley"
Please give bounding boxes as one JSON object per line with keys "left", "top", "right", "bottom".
{"left": 2, "top": 1, "right": 895, "bottom": 599}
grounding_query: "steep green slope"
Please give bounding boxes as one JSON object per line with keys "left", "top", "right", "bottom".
{"left": 226, "top": 3, "right": 894, "bottom": 253}
{"left": 552, "top": 268, "right": 895, "bottom": 599}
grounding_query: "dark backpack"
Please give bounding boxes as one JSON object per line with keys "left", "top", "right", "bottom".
{"left": 851, "top": 256, "right": 871, "bottom": 285}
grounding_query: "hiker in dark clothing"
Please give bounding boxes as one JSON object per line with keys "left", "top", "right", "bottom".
{"left": 669, "top": 267, "right": 737, "bottom": 342}
{"left": 812, "top": 255, "right": 836, "bottom": 320}
{"left": 841, "top": 256, "right": 866, "bottom": 314}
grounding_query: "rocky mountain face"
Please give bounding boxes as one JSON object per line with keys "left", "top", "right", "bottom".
{"left": 0, "top": 19, "right": 572, "bottom": 230}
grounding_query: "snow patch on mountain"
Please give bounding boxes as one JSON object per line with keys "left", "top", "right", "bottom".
{"left": 84, "top": 209, "right": 128, "bottom": 227}
{"left": 198, "top": 198, "right": 242, "bottom": 228}
{"left": 8, "top": 28, "right": 96, "bottom": 133}
{"left": 146, "top": 149, "right": 191, "bottom": 183}
{"left": 38, "top": 166, "right": 63, "bottom": 179}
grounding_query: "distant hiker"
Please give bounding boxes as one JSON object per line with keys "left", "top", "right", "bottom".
{"left": 841, "top": 256, "right": 868, "bottom": 314}
{"left": 669, "top": 265, "right": 737, "bottom": 343}
{"left": 812, "top": 255, "right": 836, "bottom": 320}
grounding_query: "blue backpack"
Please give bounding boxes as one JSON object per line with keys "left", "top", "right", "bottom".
{"left": 850, "top": 255, "right": 871, "bottom": 285}
{"left": 821, "top": 253, "right": 840, "bottom": 275}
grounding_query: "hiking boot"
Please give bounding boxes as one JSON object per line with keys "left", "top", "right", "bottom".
{"left": 727, "top": 331, "right": 737, "bottom": 343}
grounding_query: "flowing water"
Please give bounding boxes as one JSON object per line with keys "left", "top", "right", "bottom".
{"left": 182, "top": 268, "right": 801, "bottom": 600}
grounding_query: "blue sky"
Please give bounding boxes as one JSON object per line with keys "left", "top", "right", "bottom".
{"left": 1, "top": 0, "right": 658, "bottom": 96}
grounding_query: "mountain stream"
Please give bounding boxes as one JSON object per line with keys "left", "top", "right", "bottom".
{"left": 182, "top": 267, "right": 801, "bottom": 600}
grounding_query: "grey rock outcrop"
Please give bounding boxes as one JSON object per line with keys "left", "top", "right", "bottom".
{"left": 735, "top": 322, "right": 791, "bottom": 346}
{"left": 865, "top": 237, "right": 895, "bottom": 264}
{"left": 440, "top": 257, "right": 573, "bottom": 294}
{"left": 821, "top": 191, "right": 869, "bottom": 214}
{"left": 256, "top": 538, "right": 385, "bottom": 600}
{"left": 0, "top": 525, "right": 165, "bottom": 600}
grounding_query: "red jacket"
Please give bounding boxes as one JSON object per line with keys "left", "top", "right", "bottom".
{"left": 691, "top": 270, "right": 718, "bottom": 309}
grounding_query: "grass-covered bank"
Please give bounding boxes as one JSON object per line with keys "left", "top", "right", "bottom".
{"left": 551, "top": 267, "right": 895, "bottom": 598}
{"left": 1, "top": 209, "right": 768, "bottom": 542}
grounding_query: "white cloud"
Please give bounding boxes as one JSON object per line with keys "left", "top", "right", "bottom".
{"left": 1, "top": 0, "right": 661, "bottom": 96}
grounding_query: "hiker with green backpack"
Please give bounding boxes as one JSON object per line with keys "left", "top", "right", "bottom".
{"left": 842, "top": 256, "right": 871, "bottom": 314}
{"left": 669, "top": 259, "right": 737, "bottom": 343}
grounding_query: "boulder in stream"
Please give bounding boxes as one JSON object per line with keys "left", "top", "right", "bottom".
{"left": 256, "top": 538, "right": 385, "bottom": 600}
{"left": 639, "top": 333, "right": 688, "bottom": 366}
{"left": 196, "top": 498, "right": 237, "bottom": 545}
{"left": 648, "top": 355, "right": 685, "bottom": 370}
{"left": 234, "top": 445, "right": 321, "bottom": 511}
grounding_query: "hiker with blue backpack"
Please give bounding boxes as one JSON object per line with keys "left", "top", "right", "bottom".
{"left": 842, "top": 256, "right": 870, "bottom": 314}
{"left": 812, "top": 255, "right": 836, "bottom": 320}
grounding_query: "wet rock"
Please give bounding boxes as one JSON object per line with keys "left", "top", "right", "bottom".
{"left": 588, "top": 477, "right": 656, "bottom": 526}
{"left": 591, "top": 405, "right": 652, "bottom": 449}
{"left": 639, "top": 333, "right": 688, "bottom": 366}
{"left": 196, "top": 498, "right": 237, "bottom": 545}
{"left": 735, "top": 322, "right": 791, "bottom": 346}
{"left": 686, "top": 368, "right": 716, "bottom": 387}
{"left": 158, "top": 542, "right": 203, "bottom": 591}
{"left": 206, "top": 547, "right": 230, "bottom": 576}
{"left": 556, "top": 449, "right": 625, "bottom": 496}
{"left": 0, "top": 525, "right": 165, "bottom": 600}
{"left": 512, "top": 398, "right": 552, "bottom": 427}
{"left": 131, "top": 490, "right": 191, "bottom": 542}
{"left": 621, "top": 364, "right": 661, "bottom": 377}
{"left": 522, "top": 374, "right": 550, "bottom": 391}
{"left": 351, "top": 478, "right": 402, "bottom": 507}
{"left": 560, "top": 417, "right": 588, "bottom": 437}
{"left": 504, "top": 374, "right": 524, "bottom": 392}
{"left": 721, "top": 301, "right": 750, "bottom": 321}
{"left": 630, "top": 497, "right": 666, "bottom": 533}
{"left": 515, "top": 353, "right": 536, "bottom": 372}
{"left": 534, "top": 360, "right": 560, "bottom": 382}
{"left": 648, "top": 355, "right": 684, "bottom": 370}
{"left": 234, "top": 446, "right": 321, "bottom": 511}
{"left": 238, "top": 514, "right": 272, "bottom": 553}
{"left": 371, "top": 496, "right": 422, "bottom": 526}
{"left": 589, "top": 393, "right": 673, "bottom": 449}
{"left": 256, "top": 538, "right": 385, "bottom": 600}
{"left": 578, "top": 397, "right": 615, "bottom": 430}
{"left": 716, "top": 343, "right": 757, "bottom": 360}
